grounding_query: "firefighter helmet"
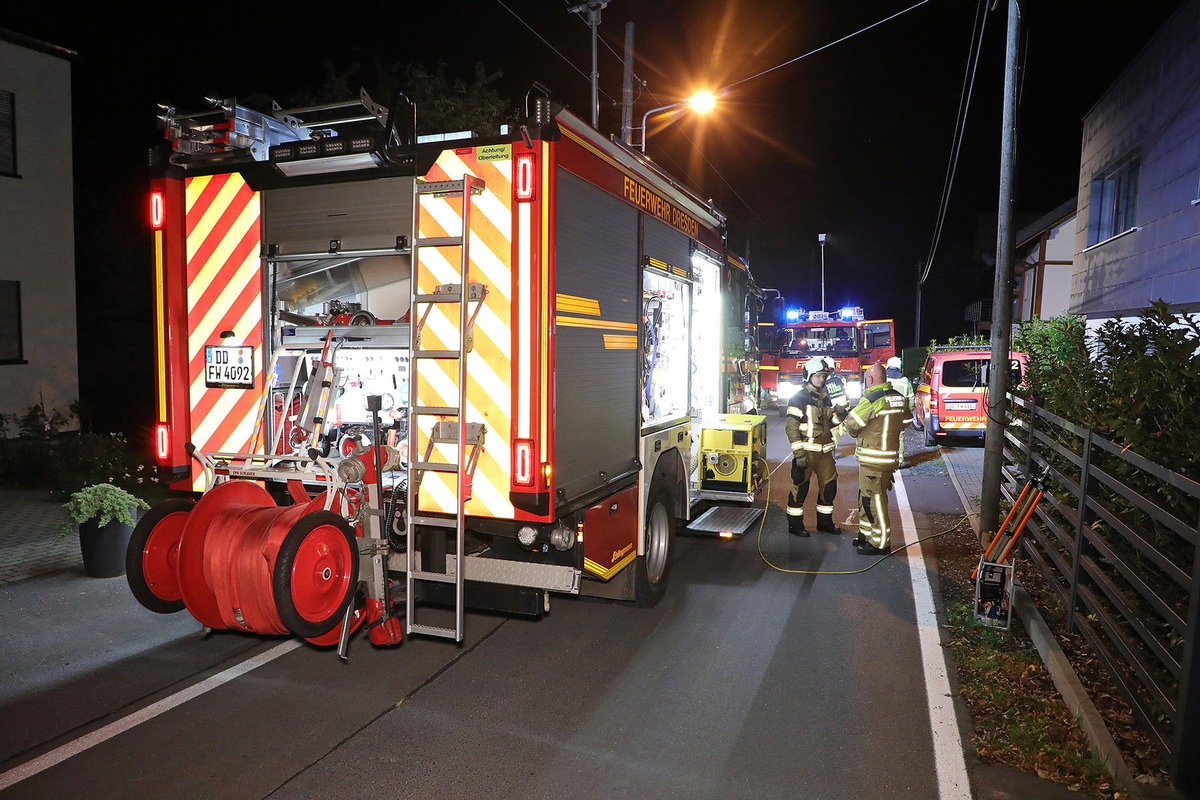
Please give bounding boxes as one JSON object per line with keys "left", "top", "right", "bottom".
{"left": 804, "top": 357, "right": 830, "bottom": 379}
{"left": 886, "top": 356, "right": 902, "bottom": 370}
{"left": 823, "top": 357, "right": 837, "bottom": 371}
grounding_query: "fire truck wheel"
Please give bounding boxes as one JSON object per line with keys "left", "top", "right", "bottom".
{"left": 924, "top": 424, "right": 936, "bottom": 448}
{"left": 126, "top": 498, "right": 195, "bottom": 614}
{"left": 635, "top": 485, "right": 676, "bottom": 608}
{"left": 272, "top": 511, "right": 360, "bottom": 639}
{"left": 911, "top": 404, "right": 924, "bottom": 431}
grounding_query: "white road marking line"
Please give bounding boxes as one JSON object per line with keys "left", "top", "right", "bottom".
{"left": 0, "top": 640, "right": 302, "bottom": 791}
{"left": 895, "top": 471, "right": 973, "bottom": 800}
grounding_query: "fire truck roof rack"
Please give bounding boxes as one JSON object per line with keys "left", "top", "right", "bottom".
{"left": 159, "top": 88, "right": 394, "bottom": 165}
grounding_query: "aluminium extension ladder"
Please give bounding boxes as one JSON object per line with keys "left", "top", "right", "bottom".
{"left": 405, "top": 176, "right": 489, "bottom": 642}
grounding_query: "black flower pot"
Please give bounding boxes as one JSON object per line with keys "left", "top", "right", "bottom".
{"left": 78, "top": 513, "right": 136, "bottom": 578}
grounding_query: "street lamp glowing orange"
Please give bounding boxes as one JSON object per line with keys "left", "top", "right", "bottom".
{"left": 687, "top": 91, "right": 716, "bottom": 113}
{"left": 640, "top": 90, "right": 718, "bottom": 152}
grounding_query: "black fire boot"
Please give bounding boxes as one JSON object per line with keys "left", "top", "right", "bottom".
{"left": 788, "top": 520, "right": 810, "bottom": 538}
{"left": 856, "top": 542, "right": 890, "bottom": 556}
{"left": 816, "top": 515, "right": 842, "bottom": 534}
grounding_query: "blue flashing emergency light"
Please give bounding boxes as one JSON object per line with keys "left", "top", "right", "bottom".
{"left": 785, "top": 308, "right": 804, "bottom": 323}
{"left": 839, "top": 306, "right": 865, "bottom": 321}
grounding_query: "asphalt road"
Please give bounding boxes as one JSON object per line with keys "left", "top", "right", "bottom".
{"left": 0, "top": 416, "right": 1088, "bottom": 800}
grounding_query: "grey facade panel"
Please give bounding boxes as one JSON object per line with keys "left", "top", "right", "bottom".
{"left": 553, "top": 170, "right": 640, "bottom": 503}
{"left": 1074, "top": 0, "right": 1200, "bottom": 317}
{"left": 263, "top": 176, "right": 415, "bottom": 255}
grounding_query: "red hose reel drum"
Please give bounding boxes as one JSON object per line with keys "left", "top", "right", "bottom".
{"left": 128, "top": 481, "right": 365, "bottom": 645}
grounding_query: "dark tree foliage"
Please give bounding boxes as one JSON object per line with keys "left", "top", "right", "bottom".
{"left": 251, "top": 58, "right": 517, "bottom": 138}
{"left": 1014, "top": 301, "right": 1199, "bottom": 480}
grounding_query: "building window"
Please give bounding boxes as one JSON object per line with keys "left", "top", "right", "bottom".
{"left": 1087, "top": 158, "right": 1139, "bottom": 246}
{"left": 0, "top": 91, "right": 14, "bottom": 177}
{"left": 0, "top": 280, "right": 24, "bottom": 363}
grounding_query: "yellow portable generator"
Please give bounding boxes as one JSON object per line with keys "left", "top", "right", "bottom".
{"left": 697, "top": 413, "right": 767, "bottom": 501}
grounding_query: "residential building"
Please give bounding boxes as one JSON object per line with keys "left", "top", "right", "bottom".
{"left": 1014, "top": 199, "right": 1075, "bottom": 322}
{"left": 1074, "top": 0, "right": 1200, "bottom": 327}
{"left": 0, "top": 29, "right": 77, "bottom": 432}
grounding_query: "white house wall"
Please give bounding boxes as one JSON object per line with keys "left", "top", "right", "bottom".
{"left": 1073, "top": 0, "right": 1200, "bottom": 319}
{"left": 0, "top": 36, "right": 78, "bottom": 426}
{"left": 1040, "top": 219, "right": 1074, "bottom": 318}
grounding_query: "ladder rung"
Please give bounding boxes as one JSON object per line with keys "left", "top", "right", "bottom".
{"left": 414, "top": 292, "right": 462, "bottom": 303}
{"left": 413, "top": 350, "right": 461, "bottom": 359}
{"left": 410, "top": 570, "right": 456, "bottom": 584}
{"left": 412, "top": 461, "right": 458, "bottom": 473}
{"left": 408, "top": 623, "right": 459, "bottom": 640}
{"left": 416, "top": 236, "right": 463, "bottom": 248}
{"left": 414, "top": 406, "right": 459, "bottom": 416}
{"left": 409, "top": 515, "right": 457, "bottom": 528}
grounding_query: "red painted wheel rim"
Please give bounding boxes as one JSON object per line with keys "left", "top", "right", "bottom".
{"left": 289, "top": 523, "right": 355, "bottom": 623}
{"left": 141, "top": 511, "right": 187, "bottom": 602}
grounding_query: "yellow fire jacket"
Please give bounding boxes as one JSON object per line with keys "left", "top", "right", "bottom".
{"left": 843, "top": 383, "right": 908, "bottom": 469}
{"left": 785, "top": 384, "right": 840, "bottom": 457}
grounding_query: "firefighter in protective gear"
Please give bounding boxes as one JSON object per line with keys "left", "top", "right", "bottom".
{"left": 843, "top": 363, "right": 909, "bottom": 554}
{"left": 885, "top": 356, "right": 915, "bottom": 467}
{"left": 784, "top": 357, "right": 846, "bottom": 536}
{"left": 822, "top": 357, "right": 849, "bottom": 443}
{"left": 823, "top": 357, "right": 849, "bottom": 415}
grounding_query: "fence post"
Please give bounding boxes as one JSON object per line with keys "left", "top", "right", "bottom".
{"left": 1025, "top": 398, "right": 1037, "bottom": 479}
{"left": 1170, "top": 526, "right": 1200, "bottom": 792}
{"left": 1066, "top": 427, "right": 1092, "bottom": 635}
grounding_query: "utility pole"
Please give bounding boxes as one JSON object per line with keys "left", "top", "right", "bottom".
{"left": 980, "top": 0, "right": 1021, "bottom": 537}
{"left": 569, "top": 0, "right": 609, "bottom": 129}
{"left": 914, "top": 260, "right": 924, "bottom": 347}
{"left": 818, "top": 233, "right": 828, "bottom": 311}
{"left": 621, "top": 21, "right": 634, "bottom": 145}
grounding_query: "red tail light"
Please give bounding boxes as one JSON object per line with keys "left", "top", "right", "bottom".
{"left": 513, "top": 438, "right": 534, "bottom": 486}
{"left": 155, "top": 423, "right": 171, "bottom": 460}
{"left": 514, "top": 152, "right": 536, "bottom": 202}
{"left": 150, "top": 191, "right": 165, "bottom": 230}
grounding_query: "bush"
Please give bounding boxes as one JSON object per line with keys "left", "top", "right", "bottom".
{"left": 1014, "top": 301, "right": 1199, "bottom": 480}
{"left": 0, "top": 407, "right": 168, "bottom": 503}
{"left": 59, "top": 483, "right": 150, "bottom": 538}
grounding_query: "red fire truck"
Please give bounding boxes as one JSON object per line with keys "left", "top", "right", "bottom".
{"left": 770, "top": 307, "right": 895, "bottom": 410}
{"left": 131, "top": 88, "right": 766, "bottom": 653}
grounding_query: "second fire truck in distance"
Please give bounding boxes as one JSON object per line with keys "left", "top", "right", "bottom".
{"left": 769, "top": 306, "right": 896, "bottom": 411}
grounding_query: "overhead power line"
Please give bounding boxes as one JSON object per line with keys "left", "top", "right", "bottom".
{"left": 723, "top": 0, "right": 935, "bottom": 92}
{"left": 921, "top": 0, "right": 989, "bottom": 284}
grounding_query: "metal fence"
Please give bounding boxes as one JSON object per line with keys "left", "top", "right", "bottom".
{"left": 1003, "top": 394, "right": 1200, "bottom": 791}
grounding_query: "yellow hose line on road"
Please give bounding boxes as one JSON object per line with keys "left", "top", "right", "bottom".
{"left": 755, "top": 458, "right": 969, "bottom": 575}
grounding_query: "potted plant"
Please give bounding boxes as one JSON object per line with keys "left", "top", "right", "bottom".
{"left": 61, "top": 483, "right": 150, "bottom": 578}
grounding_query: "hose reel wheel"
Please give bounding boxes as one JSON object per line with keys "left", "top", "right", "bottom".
{"left": 272, "top": 511, "right": 361, "bottom": 639}
{"left": 126, "top": 497, "right": 195, "bottom": 614}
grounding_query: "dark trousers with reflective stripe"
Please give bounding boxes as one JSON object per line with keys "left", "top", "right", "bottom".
{"left": 858, "top": 466, "right": 895, "bottom": 549}
{"left": 788, "top": 451, "right": 838, "bottom": 531}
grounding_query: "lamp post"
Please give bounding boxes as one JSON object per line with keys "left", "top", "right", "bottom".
{"left": 639, "top": 91, "right": 716, "bottom": 152}
{"left": 818, "top": 233, "right": 828, "bottom": 311}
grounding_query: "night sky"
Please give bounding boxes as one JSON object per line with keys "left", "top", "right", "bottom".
{"left": 2, "top": 0, "right": 1185, "bottom": 433}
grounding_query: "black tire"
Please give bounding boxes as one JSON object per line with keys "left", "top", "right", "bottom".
{"left": 911, "top": 403, "right": 924, "bottom": 431}
{"left": 635, "top": 484, "right": 676, "bottom": 608}
{"left": 924, "top": 423, "right": 936, "bottom": 448}
{"left": 272, "top": 511, "right": 360, "bottom": 639}
{"left": 126, "top": 498, "right": 195, "bottom": 614}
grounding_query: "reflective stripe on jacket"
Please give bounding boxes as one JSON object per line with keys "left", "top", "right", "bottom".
{"left": 785, "top": 384, "right": 836, "bottom": 455}
{"left": 886, "top": 369, "right": 915, "bottom": 414}
{"left": 844, "top": 384, "right": 907, "bottom": 469}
